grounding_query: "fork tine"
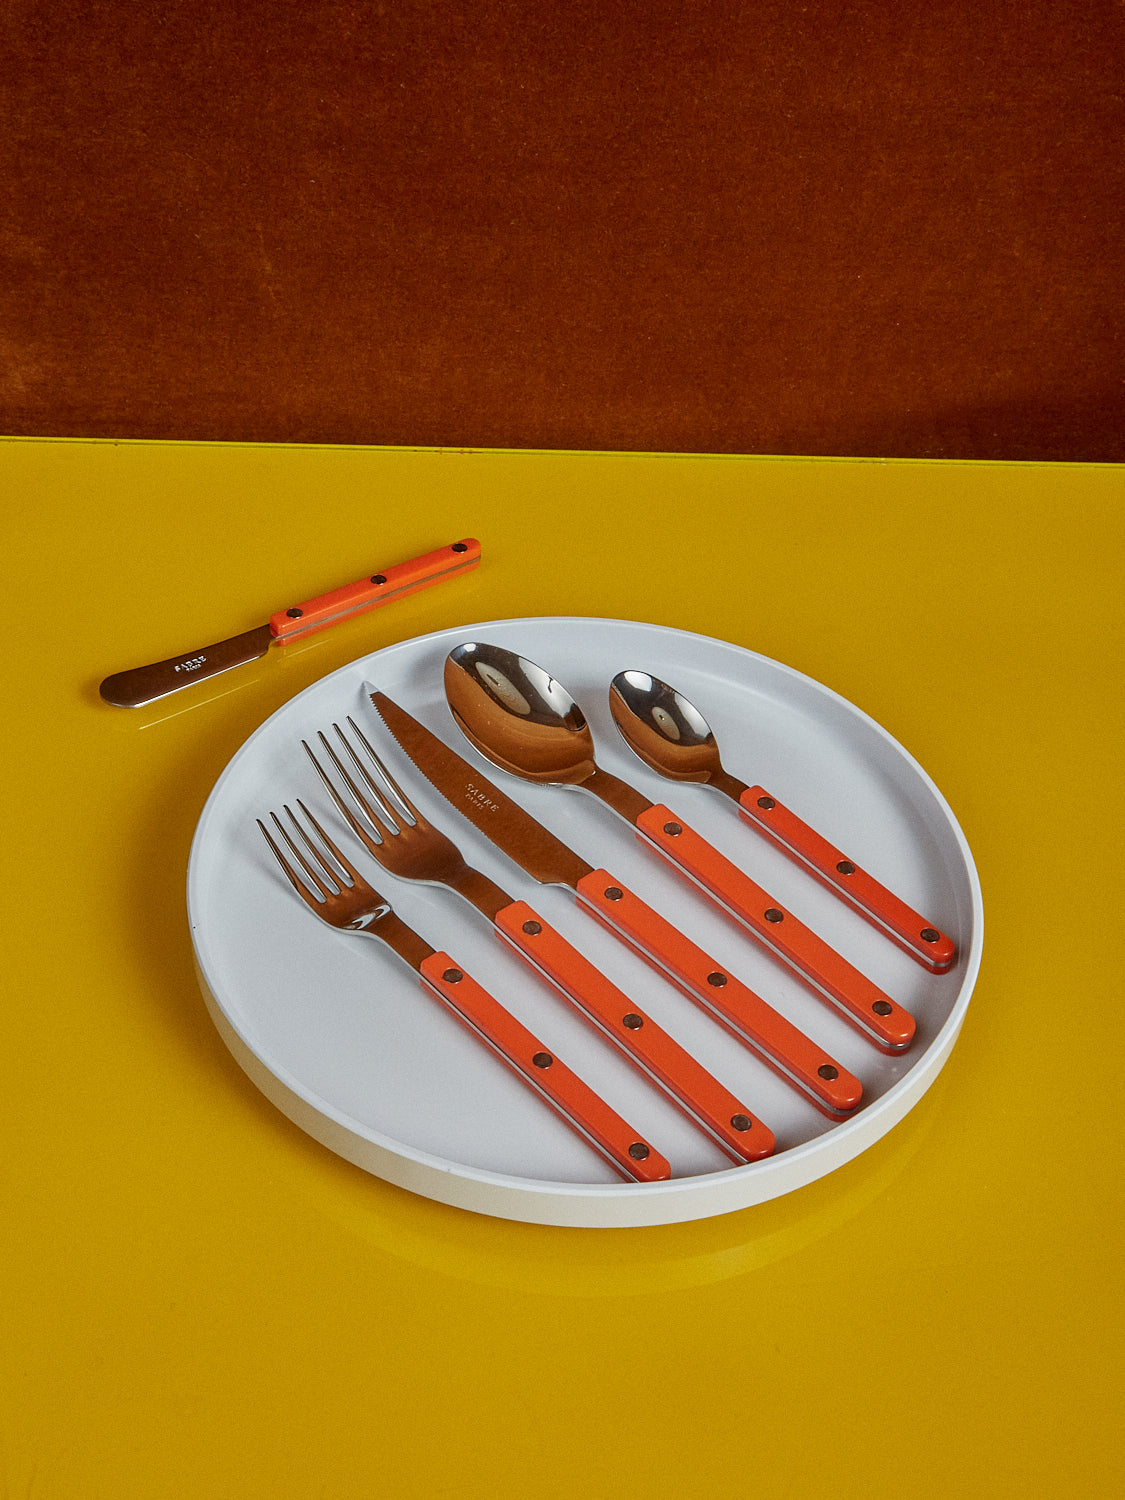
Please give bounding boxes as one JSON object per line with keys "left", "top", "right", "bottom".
{"left": 258, "top": 807, "right": 337, "bottom": 907}
{"left": 291, "top": 799, "right": 364, "bottom": 886}
{"left": 344, "top": 715, "right": 425, "bottom": 826}
{"left": 329, "top": 721, "right": 409, "bottom": 831}
{"left": 258, "top": 816, "right": 310, "bottom": 898}
{"left": 302, "top": 735, "right": 391, "bottom": 852}
{"left": 273, "top": 807, "right": 338, "bottom": 898}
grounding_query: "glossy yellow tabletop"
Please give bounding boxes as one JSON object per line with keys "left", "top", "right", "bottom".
{"left": 4, "top": 439, "right": 1122, "bottom": 1497}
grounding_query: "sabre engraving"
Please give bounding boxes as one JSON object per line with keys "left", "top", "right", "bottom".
{"left": 174, "top": 656, "right": 207, "bottom": 674}
{"left": 465, "top": 783, "right": 501, "bottom": 813}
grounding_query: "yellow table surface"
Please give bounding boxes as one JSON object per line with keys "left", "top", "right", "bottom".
{"left": 4, "top": 438, "right": 1122, "bottom": 1497}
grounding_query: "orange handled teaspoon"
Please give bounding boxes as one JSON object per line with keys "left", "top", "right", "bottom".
{"left": 609, "top": 670, "right": 956, "bottom": 975}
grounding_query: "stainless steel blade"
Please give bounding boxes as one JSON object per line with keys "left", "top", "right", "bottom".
{"left": 368, "top": 691, "right": 594, "bottom": 891}
{"left": 99, "top": 624, "right": 274, "bottom": 707}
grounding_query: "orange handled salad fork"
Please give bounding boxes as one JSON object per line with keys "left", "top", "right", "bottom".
{"left": 258, "top": 800, "right": 670, "bottom": 1183}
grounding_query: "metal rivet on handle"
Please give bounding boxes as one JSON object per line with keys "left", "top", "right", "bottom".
{"left": 707, "top": 971, "right": 727, "bottom": 988}
{"left": 837, "top": 860, "right": 856, "bottom": 875}
{"left": 286, "top": 607, "right": 303, "bottom": 619}
{"left": 522, "top": 920, "right": 542, "bottom": 936}
{"left": 622, "top": 1013, "right": 644, "bottom": 1030}
{"left": 921, "top": 928, "right": 940, "bottom": 944}
{"left": 764, "top": 908, "right": 784, "bottom": 923}
{"left": 873, "top": 1000, "right": 893, "bottom": 1016}
{"left": 757, "top": 796, "right": 776, "bottom": 810}
{"left": 662, "top": 821, "right": 682, "bottom": 837}
{"left": 628, "top": 1143, "right": 651, "bottom": 1161}
{"left": 442, "top": 968, "right": 463, "bottom": 984}
{"left": 818, "top": 1064, "right": 839, "bottom": 1081}
{"left": 604, "top": 886, "right": 623, "bottom": 901}
{"left": 370, "top": 573, "right": 387, "bottom": 585}
{"left": 731, "top": 1114, "right": 752, "bottom": 1132}
{"left": 532, "top": 1052, "right": 553, "bottom": 1069}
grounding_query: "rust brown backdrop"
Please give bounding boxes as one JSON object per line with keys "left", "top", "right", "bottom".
{"left": 3, "top": 0, "right": 1122, "bottom": 459}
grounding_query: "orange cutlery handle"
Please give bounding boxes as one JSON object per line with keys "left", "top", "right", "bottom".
{"left": 636, "top": 805, "right": 915, "bottom": 1053}
{"left": 419, "top": 950, "right": 669, "bottom": 1183}
{"left": 738, "top": 786, "right": 956, "bottom": 974}
{"left": 494, "top": 903, "right": 774, "bottom": 1163}
{"left": 575, "top": 870, "right": 862, "bottom": 1117}
{"left": 268, "top": 538, "right": 481, "bottom": 642}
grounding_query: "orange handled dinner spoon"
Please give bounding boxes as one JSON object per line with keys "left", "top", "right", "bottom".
{"left": 444, "top": 642, "right": 915, "bottom": 1055}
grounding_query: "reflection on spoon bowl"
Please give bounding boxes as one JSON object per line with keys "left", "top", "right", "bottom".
{"left": 609, "top": 670, "right": 745, "bottom": 793}
{"left": 444, "top": 640, "right": 600, "bottom": 786}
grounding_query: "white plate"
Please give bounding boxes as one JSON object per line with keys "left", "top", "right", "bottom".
{"left": 188, "top": 617, "right": 982, "bottom": 1227}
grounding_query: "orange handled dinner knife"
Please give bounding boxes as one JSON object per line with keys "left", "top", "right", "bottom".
{"left": 99, "top": 538, "right": 481, "bottom": 707}
{"left": 369, "top": 691, "right": 863, "bottom": 1119}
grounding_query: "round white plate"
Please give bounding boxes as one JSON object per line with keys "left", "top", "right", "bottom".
{"left": 188, "top": 617, "right": 982, "bottom": 1227}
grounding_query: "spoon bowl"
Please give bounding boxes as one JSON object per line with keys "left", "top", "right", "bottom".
{"left": 444, "top": 641, "right": 599, "bottom": 786}
{"left": 609, "top": 671, "right": 736, "bottom": 788}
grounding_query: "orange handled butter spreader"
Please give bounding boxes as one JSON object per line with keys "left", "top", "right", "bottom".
{"left": 99, "top": 538, "right": 481, "bottom": 707}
